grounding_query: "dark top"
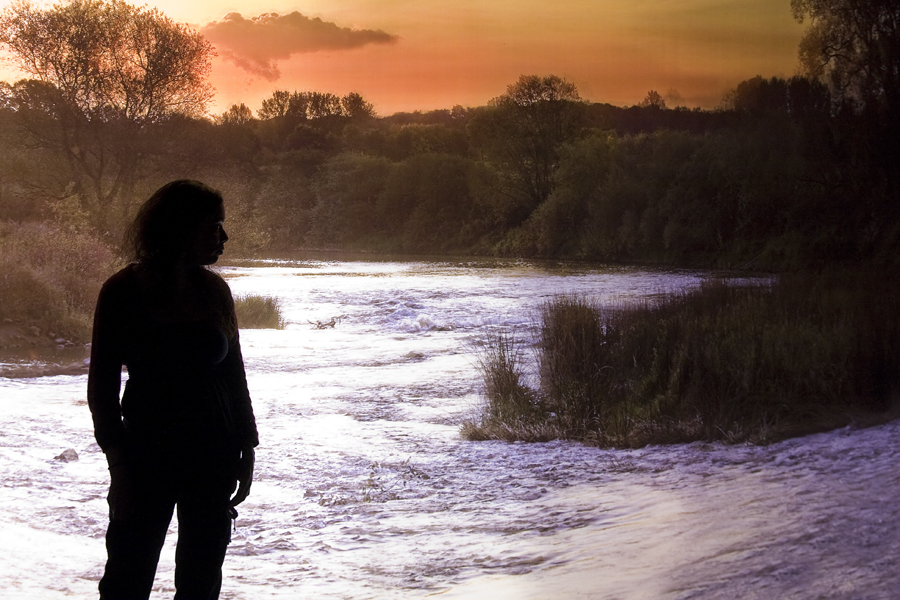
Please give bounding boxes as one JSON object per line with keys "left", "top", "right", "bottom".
{"left": 87, "top": 264, "right": 259, "bottom": 453}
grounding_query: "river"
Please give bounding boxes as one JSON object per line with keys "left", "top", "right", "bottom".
{"left": 0, "top": 258, "right": 897, "bottom": 599}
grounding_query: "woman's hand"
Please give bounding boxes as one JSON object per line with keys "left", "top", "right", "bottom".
{"left": 230, "top": 447, "right": 255, "bottom": 507}
{"left": 105, "top": 445, "right": 138, "bottom": 521}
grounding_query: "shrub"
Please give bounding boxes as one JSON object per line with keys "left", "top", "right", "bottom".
{"left": 0, "top": 221, "right": 115, "bottom": 343}
{"left": 234, "top": 294, "right": 285, "bottom": 329}
{"left": 478, "top": 330, "right": 536, "bottom": 419}
{"left": 464, "top": 270, "right": 900, "bottom": 446}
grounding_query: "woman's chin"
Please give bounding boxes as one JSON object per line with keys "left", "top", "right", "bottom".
{"left": 196, "top": 253, "right": 221, "bottom": 266}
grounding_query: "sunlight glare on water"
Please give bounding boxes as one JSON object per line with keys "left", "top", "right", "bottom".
{"left": 1, "top": 258, "right": 897, "bottom": 599}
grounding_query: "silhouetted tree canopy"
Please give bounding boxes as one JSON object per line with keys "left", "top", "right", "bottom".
{"left": 730, "top": 75, "right": 831, "bottom": 118}
{"left": 471, "top": 75, "right": 585, "bottom": 218}
{"left": 341, "top": 92, "right": 376, "bottom": 119}
{"left": 792, "top": 0, "right": 900, "bottom": 120}
{"left": 639, "top": 90, "right": 667, "bottom": 109}
{"left": 0, "top": 0, "right": 216, "bottom": 223}
{"left": 257, "top": 89, "right": 375, "bottom": 121}
{"left": 220, "top": 103, "right": 255, "bottom": 126}
{"left": 0, "top": 51, "right": 897, "bottom": 268}
{"left": 496, "top": 74, "right": 580, "bottom": 107}
{"left": 0, "top": 0, "right": 214, "bottom": 122}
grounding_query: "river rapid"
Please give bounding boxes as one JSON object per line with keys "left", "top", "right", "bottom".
{"left": 0, "top": 258, "right": 897, "bottom": 599}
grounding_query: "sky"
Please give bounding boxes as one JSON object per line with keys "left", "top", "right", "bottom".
{"left": 0, "top": 0, "right": 808, "bottom": 117}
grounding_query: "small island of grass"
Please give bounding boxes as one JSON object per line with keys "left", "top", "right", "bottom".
{"left": 463, "top": 270, "right": 900, "bottom": 446}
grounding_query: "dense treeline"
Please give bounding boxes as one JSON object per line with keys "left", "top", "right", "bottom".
{"left": 1, "top": 0, "right": 899, "bottom": 351}
{"left": 0, "top": 1, "right": 896, "bottom": 267}
{"left": 1, "top": 72, "right": 896, "bottom": 269}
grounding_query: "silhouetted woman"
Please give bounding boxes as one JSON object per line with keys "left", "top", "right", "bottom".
{"left": 88, "top": 180, "right": 258, "bottom": 600}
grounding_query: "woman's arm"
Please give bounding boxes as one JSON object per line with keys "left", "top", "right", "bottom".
{"left": 212, "top": 274, "right": 260, "bottom": 450}
{"left": 87, "top": 272, "right": 128, "bottom": 453}
{"left": 217, "top": 282, "right": 259, "bottom": 507}
{"left": 221, "top": 312, "right": 260, "bottom": 450}
{"left": 230, "top": 446, "right": 255, "bottom": 508}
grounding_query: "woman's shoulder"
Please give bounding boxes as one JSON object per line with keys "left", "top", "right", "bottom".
{"left": 198, "top": 267, "right": 229, "bottom": 288}
{"left": 94, "top": 264, "right": 140, "bottom": 316}
{"left": 198, "top": 267, "right": 234, "bottom": 302}
{"left": 100, "top": 264, "right": 139, "bottom": 295}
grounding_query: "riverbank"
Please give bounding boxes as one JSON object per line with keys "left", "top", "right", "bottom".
{"left": 0, "top": 320, "right": 90, "bottom": 378}
{"left": 0, "top": 359, "right": 89, "bottom": 379}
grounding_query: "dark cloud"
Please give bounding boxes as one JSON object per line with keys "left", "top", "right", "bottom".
{"left": 202, "top": 12, "right": 399, "bottom": 81}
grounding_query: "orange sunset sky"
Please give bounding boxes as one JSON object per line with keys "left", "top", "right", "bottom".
{"left": 0, "top": 0, "right": 808, "bottom": 116}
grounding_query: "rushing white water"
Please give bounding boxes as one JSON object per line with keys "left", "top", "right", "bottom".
{"left": 1, "top": 258, "right": 897, "bottom": 599}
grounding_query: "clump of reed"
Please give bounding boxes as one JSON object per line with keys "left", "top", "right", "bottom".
{"left": 461, "top": 330, "right": 559, "bottom": 442}
{"left": 0, "top": 221, "right": 115, "bottom": 344}
{"left": 234, "top": 294, "right": 285, "bottom": 329}
{"left": 463, "top": 270, "right": 900, "bottom": 446}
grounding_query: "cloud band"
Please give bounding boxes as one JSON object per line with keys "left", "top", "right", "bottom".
{"left": 202, "top": 12, "right": 399, "bottom": 80}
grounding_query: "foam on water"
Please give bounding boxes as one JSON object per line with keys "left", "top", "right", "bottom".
{"left": 1, "top": 259, "right": 894, "bottom": 599}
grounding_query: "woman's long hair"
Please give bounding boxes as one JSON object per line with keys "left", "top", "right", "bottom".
{"left": 123, "top": 180, "right": 224, "bottom": 265}
{"left": 123, "top": 180, "right": 236, "bottom": 336}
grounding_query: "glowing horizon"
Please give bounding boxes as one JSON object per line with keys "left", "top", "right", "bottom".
{"left": 0, "top": 0, "right": 807, "bottom": 117}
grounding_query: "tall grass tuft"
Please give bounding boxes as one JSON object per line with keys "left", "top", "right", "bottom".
{"left": 537, "top": 296, "right": 610, "bottom": 434}
{"left": 234, "top": 294, "right": 285, "bottom": 329}
{"left": 461, "top": 329, "right": 558, "bottom": 442}
{"left": 464, "top": 270, "right": 900, "bottom": 446}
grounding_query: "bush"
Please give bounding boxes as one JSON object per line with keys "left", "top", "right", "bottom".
{"left": 464, "top": 270, "right": 900, "bottom": 446}
{"left": 0, "top": 221, "right": 115, "bottom": 343}
{"left": 234, "top": 294, "right": 285, "bottom": 329}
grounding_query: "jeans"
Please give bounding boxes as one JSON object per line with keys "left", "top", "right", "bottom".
{"left": 98, "top": 436, "right": 239, "bottom": 600}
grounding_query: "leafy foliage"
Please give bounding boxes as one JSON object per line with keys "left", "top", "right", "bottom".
{"left": 0, "top": 0, "right": 216, "bottom": 227}
{"left": 0, "top": 0, "right": 214, "bottom": 121}
{"left": 792, "top": 0, "right": 900, "bottom": 118}
{"left": 257, "top": 89, "right": 375, "bottom": 121}
{"left": 0, "top": 221, "right": 115, "bottom": 341}
{"left": 470, "top": 75, "right": 585, "bottom": 216}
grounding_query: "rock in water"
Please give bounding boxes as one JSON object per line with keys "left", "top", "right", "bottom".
{"left": 54, "top": 449, "right": 79, "bottom": 462}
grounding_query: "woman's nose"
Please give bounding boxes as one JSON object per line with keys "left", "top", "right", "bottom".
{"left": 221, "top": 228, "right": 229, "bottom": 243}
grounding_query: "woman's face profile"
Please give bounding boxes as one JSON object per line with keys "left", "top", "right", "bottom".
{"left": 187, "top": 204, "right": 228, "bottom": 266}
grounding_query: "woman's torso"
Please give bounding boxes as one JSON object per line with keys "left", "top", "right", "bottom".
{"left": 116, "top": 264, "right": 234, "bottom": 445}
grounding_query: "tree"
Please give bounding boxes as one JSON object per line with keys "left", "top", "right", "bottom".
{"left": 0, "top": 0, "right": 215, "bottom": 225}
{"left": 0, "top": 0, "right": 214, "bottom": 121}
{"left": 499, "top": 74, "right": 581, "bottom": 107}
{"left": 310, "top": 153, "right": 392, "bottom": 246}
{"left": 341, "top": 92, "right": 375, "bottom": 120}
{"left": 257, "top": 89, "right": 374, "bottom": 121}
{"left": 471, "top": 75, "right": 584, "bottom": 220}
{"left": 639, "top": 90, "right": 667, "bottom": 109}
{"left": 792, "top": 0, "right": 900, "bottom": 224}
{"left": 792, "top": 0, "right": 899, "bottom": 120}
{"left": 220, "top": 103, "right": 255, "bottom": 126}
{"left": 730, "top": 75, "right": 830, "bottom": 119}
{"left": 257, "top": 90, "right": 293, "bottom": 120}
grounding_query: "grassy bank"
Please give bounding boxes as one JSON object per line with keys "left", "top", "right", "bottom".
{"left": 0, "top": 221, "right": 286, "bottom": 355}
{"left": 0, "top": 221, "right": 115, "bottom": 348}
{"left": 234, "top": 294, "right": 285, "bottom": 329}
{"left": 463, "top": 270, "right": 900, "bottom": 446}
